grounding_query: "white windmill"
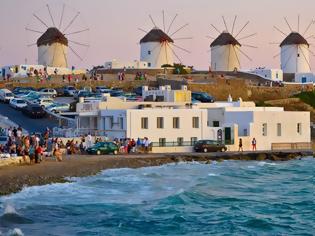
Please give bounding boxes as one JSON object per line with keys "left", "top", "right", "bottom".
{"left": 26, "top": 3, "right": 90, "bottom": 68}
{"left": 273, "top": 16, "right": 314, "bottom": 74}
{"left": 208, "top": 16, "right": 256, "bottom": 72}
{"left": 139, "top": 11, "right": 192, "bottom": 68}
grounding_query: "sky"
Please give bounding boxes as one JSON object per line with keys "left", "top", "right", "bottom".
{"left": 0, "top": 0, "right": 315, "bottom": 70}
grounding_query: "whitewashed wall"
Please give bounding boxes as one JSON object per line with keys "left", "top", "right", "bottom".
{"left": 281, "top": 45, "right": 310, "bottom": 73}
{"left": 211, "top": 45, "right": 240, "bottom": 71}
{"left": 140, "top": 42, "right": 174, "bottom": 68}
{"left": 38, "top": 42, "right": 68, "bottom": 68}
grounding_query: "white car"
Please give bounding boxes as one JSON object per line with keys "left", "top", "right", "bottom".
{"left": 34, "top": 98, "right": 54, "bottom": 108}
{"left": 9, "top": 98, "right": 27, "bottom": 109}
{"left": 46, "top": 103, "right": 70, "bottom": 113}
{"left": 39, "top": 88, "right": 57, "bottom": 98}
{"left": 0, "top": 89, "right": 14, "bottom": 103}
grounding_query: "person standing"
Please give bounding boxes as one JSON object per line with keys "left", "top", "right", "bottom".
{"left": 252, "top": 138, "right": 257, "bottom": 151}
{"left": 238, "top": 138, "right": 243, "bottom": 152}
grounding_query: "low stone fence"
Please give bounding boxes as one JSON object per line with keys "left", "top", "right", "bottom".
{"left": 271, "top": 142, "right": 312, "bottom": 151}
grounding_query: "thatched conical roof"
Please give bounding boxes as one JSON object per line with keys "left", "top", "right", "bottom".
{"left": 37, "top": 27, "right": 68, "bottom": 47}
{"left": 210, "top": 32, "right": 241, "bottom": 47}
{"left": 280, "top": 32, "right": 309, "bottom": 47}
{"left": 140, "top": 28, "right": 174, "bottom": 44}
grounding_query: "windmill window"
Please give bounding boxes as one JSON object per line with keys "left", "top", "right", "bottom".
{"left": 148, "top": 50, "right": 151, "bottom": 55}
{"left": 297, "top": 53, "right": 300, "bottom": 57}
{"left": 148, "top": 63, "right": 151, "bottom": 67}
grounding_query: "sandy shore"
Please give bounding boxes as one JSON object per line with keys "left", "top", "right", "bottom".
{"left": 0, "top": 151, "right": 313, "bottom": 196}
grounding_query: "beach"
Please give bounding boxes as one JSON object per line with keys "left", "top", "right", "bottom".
{"left": 0, "top": 151, "right": 312, "bottom": 196}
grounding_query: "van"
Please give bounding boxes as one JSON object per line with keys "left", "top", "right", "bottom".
{"left": 0, "top": 89, "right": 14, "bottom": 103}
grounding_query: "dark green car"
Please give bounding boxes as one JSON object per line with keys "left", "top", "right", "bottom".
{"left": 86, "top": 142, "right": 118, "bottom": 155}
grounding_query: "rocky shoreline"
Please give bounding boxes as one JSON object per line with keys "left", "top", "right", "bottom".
{"left": 0, "top": 151, "right": 313, "bottom": 196}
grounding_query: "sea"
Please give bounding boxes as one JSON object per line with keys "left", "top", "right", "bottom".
{"left": 0, "top": 158, "right": 314, "bottom": 236}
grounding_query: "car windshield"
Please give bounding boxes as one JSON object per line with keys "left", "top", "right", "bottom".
{"left": 93, "top": 142, "right": 105, "bottom": 148}
{"left": 200, "top": 93, "right": 211, "bottom": 99}
{"left": 16, "top": 100, "right": 25, "bottom": 104}
{"left": 68, "top": 87, "right": 75, "bottom": 90}
{"left": 5, "top": 93, "right": 13, "bottom": 97}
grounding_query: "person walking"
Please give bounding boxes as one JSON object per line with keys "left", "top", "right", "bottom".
{"left": 252, "top": 138, "right": 257, "bottom": 151}
{"left": 238, "top": 138, "right": 243, "bottom": 152}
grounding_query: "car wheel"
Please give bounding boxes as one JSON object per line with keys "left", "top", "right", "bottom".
{"left": 221, "top": 147, "right": 226, "bottom": 152}
{"left": 113, "top": 150, "right": 118, "bottom": 155}
{"left": 96, "top": 150, "right": 101, "bottom": 155}
{"left": 52, "top": 109, "right": 56, "bottom": 113}
{"left": 203, "top": 148, "right": 208, "bottom": 153}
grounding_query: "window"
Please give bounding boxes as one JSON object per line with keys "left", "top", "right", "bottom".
{"left": 173, "top": 117, "right": 180, "bottom": 129}
{"left": 159, "top": 138, "right": 166, "bottom": 147}
{"left": 213, "top": 121, "right": 220, "bottom": 127}
{"left": 243, "top": 129, "right": 248, "bottom": 136}
{"left": 192, "top": 117, "right": 199, "bottom": 128}
{"left": 297, "top": 53, "right": 300, "bottom": 57}
{"left": 177, "top": 137, "right": 184, "bottom": 146}
{"left": 297, "top": 123, "right": 302, "bottom": 135}
{"left": 148, "top": 62, "right": 151, "bottom": 67}
{"left": 277, "top": 123, "right": 282, "bottom": 136}
{"left": 191, "top": 137, "right": 197, "bottom": 145}
{"left": 262, "top": 123, "right": 267, "bottom": 136}
{"left": 141, "top": 117, "right": 148, "bottom": 129}
{"left": 148, "top": 50, "right": 151, "bottom": 55}
{"left": 119, "top": 117, "right": 124, "bottom": 129}
{"left": 157, "top": 117, "right": 164, "bottom": 129}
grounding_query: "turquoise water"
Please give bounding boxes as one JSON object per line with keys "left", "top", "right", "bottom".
{"left": 0, "top": 158, "right": 314, "bottom": 236}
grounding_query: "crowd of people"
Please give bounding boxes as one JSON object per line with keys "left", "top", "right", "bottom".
{"left": 0, "top": 125, "right": 153, "bottom": 164}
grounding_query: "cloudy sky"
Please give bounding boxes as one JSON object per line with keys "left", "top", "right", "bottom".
{"left": 0, "top": 0, "right": 314, "bottom": 70}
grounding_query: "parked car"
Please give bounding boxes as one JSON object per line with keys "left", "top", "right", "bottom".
{"left": 0, "top": 89, "right": 14, "bottom": 103}
{"left": 63, "top": 86, "right": 77, "bottom": 96}
{"left": 0, "top": 136, "right": 8, "bottom": 145}
{"left": 95, "top": 86, "right": 111, "bottom": 94}
{"left": 22, "top": 104, "right": 46, "bottom": 118}
{"left": 12, "top": 87, "right": 36, "bottom": 94}
{"left": 192, "top": 92, "right": 215, "bottom": 103}
{"left": 55, "top": 87, "right": 64, "bottom": 96}
{"left": 194, "top": 140, "right": 227, "bottom": 153}
{"left": 46, "top": 103, "right": 70, "bottom": 113}
{"left": 86, "top": 142, "right": 118, "bottom": 155}
{"left": 33, "top": 98, "right": 54, "bottom": 108}
{"left": 39, "top": 88, "right": 57, "bottom": 98}
{"left": 110, "top": 90, "right": 124, "bottom": 97}
{"left": 9, "top": 98, "right": 27, "bottom": 109}
{"left": 74, "top": 90, "right": 93, "bottom": 100}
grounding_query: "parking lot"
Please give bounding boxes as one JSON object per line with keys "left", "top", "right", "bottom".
{"left": 0, "top": 96, "right": 75, "bottom": 133}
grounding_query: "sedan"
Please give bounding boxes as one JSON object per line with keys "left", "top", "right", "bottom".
{"left": 46, "top": 103, "right": 70, "bottom": 113}
{"left": 9, "top": 98, "right": 27, "bottom": 110}
{"left": 194, "top": 140, "right": 227, "bottom": 153}
{"left": 86, "top": 142, "right": 118, "bottom": 155}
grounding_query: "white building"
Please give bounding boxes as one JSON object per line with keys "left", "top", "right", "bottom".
{"left": 0, "top": 64, "right": 85, "bottom": 79}
{"left": 294, "top": 73, "right": 315, "bottom": 83}
{"left": 142, "top": 85, "right": 191, "bottom": 102}
{"left": 280, "top": 32, "right": 310, "bottom": 74}
{"left": 248, "top": 68, "right": 283, "bottom": 81}
{"left": 210, "top": 31, "right": 241, "bottom": 72}
{"left": 140, "top": 27, "right": 174, "bottom": 68}
{"left": 37, "top": 27, "right": 68, "bottom": 68}
{"left": 104, "top": 59, "right": 148, "bottom": 69}
{"left": 74, "top": 87, "right": 311, "bottom": 152}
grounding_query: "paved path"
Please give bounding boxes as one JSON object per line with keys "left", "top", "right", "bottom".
{"left": 0, "top": 103, "right": 58, "bottom": 133}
